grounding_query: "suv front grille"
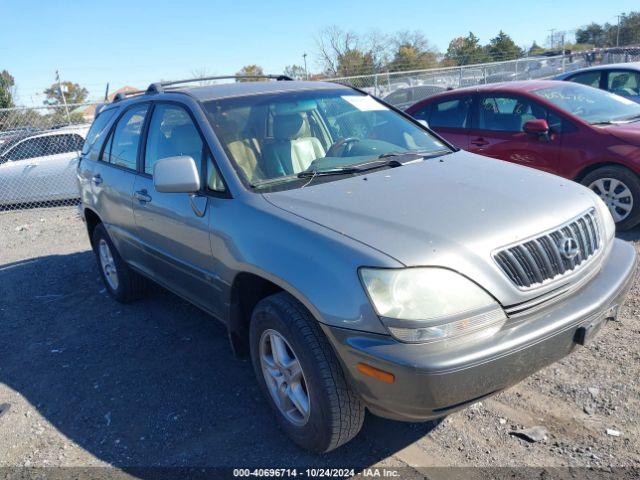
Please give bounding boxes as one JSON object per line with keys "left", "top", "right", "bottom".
{"left": 494, "top": 209, "right": 601, "bottom": 289}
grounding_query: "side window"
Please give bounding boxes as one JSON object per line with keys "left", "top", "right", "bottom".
{"left": 479, "top": 96, "right": 569, "bottom": 133}
{"left": 427, "top": 97, "right": 472, "bottom": 129}
{"left": 479, "top": 96, "right": 541, "bottom": 132}
{"left": 607, "top": 70, "right": 640, "bottom": 97}
{"left": 6, "top": 137, "right": 48, "bottom": 161}
{"left": 82, "top": 109, "right": 116, "bottom": 158}
{"left": 144, "top": 104, "right": 203, "bottom": 175}
{"left": 102, "top": 104, "right": 148, "bottom": 169}
{"left": 567, "top": 71, "right": 601, "bottom": 88}
{"left": 46, "top": 134, "right": 84, "bottom": 155}
{"left": 206, "top": 152, "right": 226, "bottom": 192}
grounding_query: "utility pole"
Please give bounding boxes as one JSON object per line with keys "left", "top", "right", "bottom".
{"left": 55, "top": 70, "right": 71, "bottom": 124}
{"left": 303, "top": 53, "right": 308, "bottom": 80}
{"left": 616, "top": 14, "right": 623, "bottom": 47}
{"left": 548, "top": 29, "right": 556, "bottom": 49}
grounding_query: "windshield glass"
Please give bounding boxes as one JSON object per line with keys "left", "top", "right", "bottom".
{"left": 202, "top": 88, "right": 450, "bottom": 191}
{"left": 534, "top": 83, "right": 640, "bottom": 124}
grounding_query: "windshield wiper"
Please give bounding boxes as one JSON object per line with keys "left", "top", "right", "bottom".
{"left": 378, "top": 149, "right": 452, "bottom": 160}
{"left": 297, "top": 149, "right": 453, "bottom": 179}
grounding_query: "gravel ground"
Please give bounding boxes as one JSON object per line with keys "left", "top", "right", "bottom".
{"left": 0, "top": 205, "right": 639, "bottom": 478}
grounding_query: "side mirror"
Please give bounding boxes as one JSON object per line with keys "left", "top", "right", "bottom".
{"left": 523, "top": 119, "right": 549, "bottom": 136}
{"left": 153, "top": 155, "right": 201, "bottom": 193}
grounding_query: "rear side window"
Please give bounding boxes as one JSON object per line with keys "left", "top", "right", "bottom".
{"left": 101, "top": 105, "right": 148, "bottom": 169}
{"left": 82, "top": 109, "right": 116, "bottom": 158}
{"left": 144, "top": 104, "right": 204, "bottom": 175}
{"left": 567, "top": 71, "right": 601, "bottom": 88}
{"left": 414, "top": 97, "right": 472, "bottom": 129}
{"left": 607, "top": 70, "right": 640, "bottom": 97}
{"left": 6, "top": 136, "right": 48, "bottom": 161}
{"left": 46, "top": 134, "right": 85, "bottom": 155}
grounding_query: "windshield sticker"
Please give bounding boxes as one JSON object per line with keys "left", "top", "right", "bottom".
{"left": 342, "top": 95, "right": 387, "bottom": 111}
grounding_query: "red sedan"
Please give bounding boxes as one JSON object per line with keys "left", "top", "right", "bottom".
{"left": 406, "top": 80, "right": 640, "bottom": 230}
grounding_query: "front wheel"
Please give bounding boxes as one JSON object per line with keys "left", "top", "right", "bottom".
{"left": 249, "top": 292, "right": 365, "bottom": 452}
{"left": 581, "top": 166, "right": 640, "bottom": 231}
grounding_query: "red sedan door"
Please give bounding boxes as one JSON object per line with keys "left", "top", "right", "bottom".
{"left": 467, "top": 94, "right": 562, "bottom": 174}
{"left": 409, "top": 95, "right": 473, "bottom": 149}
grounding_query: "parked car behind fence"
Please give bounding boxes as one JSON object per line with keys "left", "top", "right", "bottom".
{"left": 0, "top": 125, "right": 89, "bottom": 207}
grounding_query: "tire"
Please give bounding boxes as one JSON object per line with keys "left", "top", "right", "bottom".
{"left": 92, "top": 223, "right": 147, "bottom": 303}
{"left": 581, "top": 166, "right": 640, "bottom": 231}
{"left": 249, "top": 292, "right": 365, "bottom": 452}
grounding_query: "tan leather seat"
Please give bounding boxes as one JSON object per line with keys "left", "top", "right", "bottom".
{"left": 227, "top": 138, "right": 263, "bottom": 183}
{"left": 262, "top": 113, "right": 325, "bottom": 176}
{"left": 213, "top": 116, "right": 264, "bottom": 183}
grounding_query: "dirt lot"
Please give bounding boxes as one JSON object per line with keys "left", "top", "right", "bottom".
{"left": 0, "top": 205, "right": 639, "bottom": 478}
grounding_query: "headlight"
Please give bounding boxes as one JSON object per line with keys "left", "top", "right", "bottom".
{"left": 360, "top": 268, "right": 506, "bottom": 343}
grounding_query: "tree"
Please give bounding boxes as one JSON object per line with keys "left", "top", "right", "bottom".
{"left": 444, "top": 32, "right": 489, "bottom": 66}
{"left": 315, "top": 26, "right": 382, "bottom": 77}
{"left": 283, "top": 64, "right": 307, "bottom": 80}
{"left": 576, "top": 22, "right": 607, "bottom": 47}
{"left": 235, "top": 64, "right": 265, "bottom": 82}
{"left": 43, "top": 81, "right": 88, "bottom": 106}
{"left": 387, "top": 31, "right": 438, "bottom": 72}
{"left": 528, "top": 41, "right": 546, "bottom": 56}
{"left": 0, "top": 70, "right": 15, "bottom": 108}
{"left": 616, "top": 12, "right": 640, "bottom": 46}
{"left": 486, "top": 31, "right": 523, "bottom": 61}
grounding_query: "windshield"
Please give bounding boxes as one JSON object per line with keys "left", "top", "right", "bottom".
{"left": 534, "top": 83, "right": 640, "bottom": 125}
{"left": 202, "top": 88, "right": 451, "bottom": 191}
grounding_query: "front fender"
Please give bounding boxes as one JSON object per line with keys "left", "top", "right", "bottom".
{"left": 209, "top": 194, "right": 400, "bottom": 334}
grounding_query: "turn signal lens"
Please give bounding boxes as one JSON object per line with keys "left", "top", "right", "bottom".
{"left": 357, "top": 363, "right": 395, "bottom": 384}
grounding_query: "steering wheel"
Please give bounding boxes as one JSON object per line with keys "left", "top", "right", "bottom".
{"left": 325, "top": 137, "right": 360, "bottom": 157}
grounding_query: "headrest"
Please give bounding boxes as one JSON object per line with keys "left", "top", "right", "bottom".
{"left": 273, "top": 113, "right": 308, "bottom": 140}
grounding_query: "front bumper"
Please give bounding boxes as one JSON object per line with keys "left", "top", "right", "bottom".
{"left": 322, "top": 238, "right": 637, "bottom": 421}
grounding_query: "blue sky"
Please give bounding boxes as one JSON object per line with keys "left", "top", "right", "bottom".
{"left": 1, "top": 0, "right": 637, "bottom": 105}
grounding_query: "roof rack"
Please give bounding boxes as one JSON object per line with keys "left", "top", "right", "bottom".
{"left": 112, "top": 90, "right": 146, "bottom": 102}
{"left": 146, "top": 75, "right": 293, "bottom": 94}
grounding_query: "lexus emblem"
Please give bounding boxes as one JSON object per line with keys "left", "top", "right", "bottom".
{"left": 559, "top": 236, "right": 580, "bottom": 260}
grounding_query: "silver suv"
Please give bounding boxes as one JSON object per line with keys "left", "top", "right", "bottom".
{"left": 77, "top": 76, "right": 637, "bottom": 452}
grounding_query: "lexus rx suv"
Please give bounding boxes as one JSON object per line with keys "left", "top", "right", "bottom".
{"left": 77, "top": 77, "right": 637, "bottom": 452}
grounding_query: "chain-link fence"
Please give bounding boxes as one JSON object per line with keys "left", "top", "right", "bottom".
{"left": 329, "top": 46, "right": 640, "bottom": 101}
{"left": 1, "top": 46, "right": 639, "bottom": 213}
{"left": 0, "top": 103, "right": 96, "bottom": 211}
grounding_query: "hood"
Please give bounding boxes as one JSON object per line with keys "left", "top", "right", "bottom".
{"left": 263, "top": 151, "right": 600, "bottom": 304}
{"left": 606, "top": 122, "right": 640, "bottom": 147}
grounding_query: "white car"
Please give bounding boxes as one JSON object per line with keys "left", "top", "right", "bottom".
{"left": 0, "top": 125, "right": 90, "bottom": 206}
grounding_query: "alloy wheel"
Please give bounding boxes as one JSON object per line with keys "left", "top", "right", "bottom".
{"left": 259, "top": 329, "right": 310, "bottom": 426}
{"left": 588, "top": 177, "right": 634, "bottom": 223}
{"left": 98, "top": 239, "right": 119, "bottom": 290}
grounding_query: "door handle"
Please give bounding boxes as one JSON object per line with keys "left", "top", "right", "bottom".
{"left": 134, "top": 189, "right": 152, "bottom": 203}
{"left": 470, "top": 138, "right": 489, "bottom": 147}
{"left": 91, "top": 174, "right": 103, "bottom": 185}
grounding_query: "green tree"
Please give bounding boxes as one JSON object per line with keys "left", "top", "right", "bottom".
{"left": 444, "top": 32, "right": 489, "bottom": 66}
{"left": 283, "top": 64, "right": 307, "bottom": 80}
{"left": 617, "top": 12, "right": 640, "bottom": 46}
{"left": 486, "top": 31, "right": 523, "bottom": 61}
{"left": 576, "top": 22, "right": 607, "bottom": 47}
{"left": 235, "top": 64, "right": 265, "bottom": 82}
{"left": 528, "top": 41, "right": 546, "bottom": 56}
{"left": 43, "top": 81, "right": 88, "bottom": 106}
{"left": 387, "top": 31, "right": 438, "bottom": 72}
{"left": 0, "top": 70, "right": 15, "bottom": 109}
